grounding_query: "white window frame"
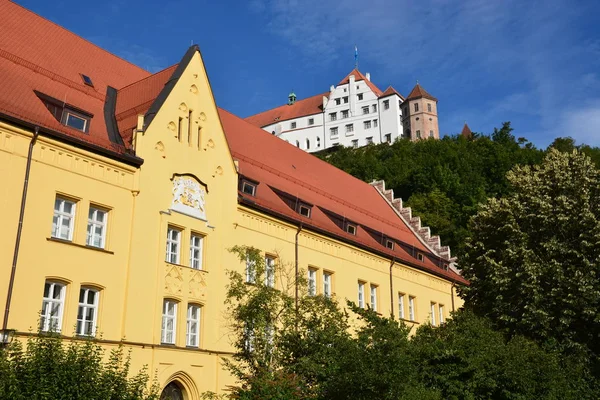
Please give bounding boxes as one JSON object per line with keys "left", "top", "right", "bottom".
{"left": 166, "top": 227, "right": 181, "bottom": 264}
{"left": 398, "top": 293, "right": 405, "bottom": 319}
{"left": 373, "top": 119, "right": 378, "bottom": 127}
{"left": 308, "top": 268, "right": 317, "bottom": 296}
{"left": 77, "top": 287, "right": 99, "bottom": 336}
{"left": 439, "top": 304, "right": 445, "bottom": 325}
{"left": 86, "top": 206, "right": 107, "bottom": 248}
{"left": 246, "top": 254, "right": 256, "bottom": 283}
{"left": 41, "top": 281, "right": 66, "bottom": 332}
{"left": 372, "top": 104, "right": 377, "bottom": 113}
{"left": 383, "top": 100, "right": 390, "bottom": 110}
{"left": 408, "top": 296, "right": 415, "bottom": 321}
{"left": 52, "top": 197, "right": 76, "bottom": 241}
{"left": 323, "top": 271, "right": 332, "bottom": 297}
{"left": 370, "top": 285, "right": 378, "bottom": 312}
{"left": 186, "top": 304, "right": 201, "bottom": 347}
{"left": 362, "top": 106, "right": 369, "bottom": 115}
{"left": 366, "top": 137, "right": 373, "bottom": 145}
{"left": 358, "top": 282, "right": 365, "bottom": 308}
{"left": 330, "top": 127, "right": 338, "bottom": 137}
{"left": 265, "top": 255, "right": 275, "bottom": 287}
{"left": 341, "top": 110, "right": 349, "bottom": 119}
{"left": 190, "top": 233, "right": 204, "bottom": 270}
{"left": 161, "top": 299, "right": 178, "bottom": 344}
{"left": 290, "top": 121, "right": 297, "bottom": 129}
{"left": 329, "top": 112, "right": 337, "bottom": 121}
{"left": 430, "top": 302, "right": 437, "bottom": 326}
{"left": 364, "top": 121, "right": 371, "bottom": 129}
{"left": 345, "top": 124, "right": 354, "bottom": 133}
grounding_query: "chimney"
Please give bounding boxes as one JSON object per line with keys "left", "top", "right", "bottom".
{"left": 366, "top": 72, "right": 371, "bottom": 81}
{"left": 330, "top": 85, "right": 335, "bottom": 92}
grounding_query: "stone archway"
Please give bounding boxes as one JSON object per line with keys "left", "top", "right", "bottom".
{"left": 160, "top": 381, "right": 184, "bottom": 400}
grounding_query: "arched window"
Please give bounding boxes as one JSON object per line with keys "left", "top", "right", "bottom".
{"left": 306, "top": 138, "right": 310, "bottom": 149}
{"left": 160, "top": 382, "right": 184, "bottom": 400}
{"left": 296, "top": 140, "right": 300, "bottom": 148}
{"left": 316, "top": 137, "right": 321, "bottom": 147}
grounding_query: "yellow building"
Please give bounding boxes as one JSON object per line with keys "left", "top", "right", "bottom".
{"left": 0, "top": 2, "right": 465, "bottom": 398}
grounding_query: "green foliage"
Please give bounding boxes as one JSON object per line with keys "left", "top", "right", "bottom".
{"left": 0, "top": 332, "right": 158, "bottom": 400}
{"left": 459, "top": 149, "right": 600, "bottom": 365}
{"left": 210, "top": 246, "right": 595, "bottom": 399}
{"left": 319, "top": 123, "right": 600, "bottom": 255}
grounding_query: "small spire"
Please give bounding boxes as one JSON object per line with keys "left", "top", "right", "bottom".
{"left": 288, "top": 90, "right": 297, "bottom": 105}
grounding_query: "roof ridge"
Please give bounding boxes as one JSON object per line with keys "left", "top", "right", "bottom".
{"left": 10, "top": 1, "right": 149, "bottom": 76}
{"left": 117, "top": 64, "right": 178, "bottom": 91}
{"left": 245, "top": 91, "right": 327, "bottom": 118}
{"left": 0, "top": 48, "right": 105, "bottom": 102}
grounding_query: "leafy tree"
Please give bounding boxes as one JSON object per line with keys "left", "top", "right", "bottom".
{"left": 0, "top": 332, "right": 158, "bottom": 400}
{"left": 458, "top": 149, "right": 600, "bottom": 363}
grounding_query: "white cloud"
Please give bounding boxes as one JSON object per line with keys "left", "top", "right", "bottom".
{"left": 558, "top": 102, "right": 600, "bottom": 146}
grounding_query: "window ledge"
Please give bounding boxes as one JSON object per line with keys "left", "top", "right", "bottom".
{"left": 46, "top": 237, "right": 114, "bottom": 254}
{"left": 165, "top": 261, "right": 208, "bottom": 273}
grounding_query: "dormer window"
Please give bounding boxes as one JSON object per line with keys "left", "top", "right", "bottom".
{"left": 346, "top": 223, "right": 357, "bottom": 235}
{"left": 241, "top": 180, "right": 256, "bottom": 196}
{"left": 36, "top": 91, "right": 92, "bottom": 133}
{"left": 297, "top": 203, "right": 311, "bottom": 218}
{"left": 417, "top": 253, "right": 424, "bottom": 262}
{"left": 80, "top": 74, "right": 94, "bottom": 87}
{"left": 64, "top": 111, "right": 88, "bottom": 131}
{"left": 386, "top": 239, "right": 394, "bottom": 250}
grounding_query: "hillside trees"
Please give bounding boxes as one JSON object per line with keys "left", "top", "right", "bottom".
{"left": 458, "top": 149, "right": 600, "bottom": 366}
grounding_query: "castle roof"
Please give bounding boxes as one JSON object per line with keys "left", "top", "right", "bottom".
{"left": 461, "top": 123, "right": 472, "bottom": 138}
{"left": 405, "top": 83, "right": 438, "bottom": 102}
{"left": 244, "top": 92, "right": 327, "bottom": 128}
{"left": 379, "top": 86, "right": 404, "bottom": 99}
{"left": 0, "top": 2, "right": 464, "bottom": 283}
{"left": 338, "top": 68, "right": 383, "bottom": 97}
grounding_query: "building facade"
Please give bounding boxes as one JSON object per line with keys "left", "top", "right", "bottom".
{"left": 245, "top": 70, "right": 440, "bottom": 152}
{"left": 0, "top": 2, "right": 463, "bottom": 399}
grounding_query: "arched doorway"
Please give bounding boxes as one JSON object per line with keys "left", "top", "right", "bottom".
{"left": 160, "top": 381, "right": 184, "bottom": 400}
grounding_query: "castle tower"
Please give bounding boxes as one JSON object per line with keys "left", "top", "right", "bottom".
{"left": 401, "top": 83, "right": 439, "bottom": 140}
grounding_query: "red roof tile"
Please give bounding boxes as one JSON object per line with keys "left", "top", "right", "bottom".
{"left": 220, "top": 108, "right": 466, "bottom": 284}
{"left": 244, "top": 92, "right": 326, "bottom": 128}
{"left": 338, "top": 69, "right": 383, "bottom": 97}
{"left": 405, "top": 83, "right": 437, "bottom": 102}
{"left": 0, "top": 1, "right": 150, "bottom": 154}
{"left": 379, "top": 86, "right": 404, "bottom": 99}
{"left": 461, "top": 123, "right": 472, "bottom": 138}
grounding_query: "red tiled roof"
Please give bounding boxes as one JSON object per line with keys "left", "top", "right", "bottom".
{"left": 244, "top": 92, "right": 326, "bottom": 128}
{"left": 115, "top": 64, "right": 178, "bottom": 146}
{"left": 338, "top": 69, "right": 383, "bottom": 97}
{"left": 461, "top": 123, "right": 472, "bottom": 138}
{"left": 379, "top": 86, "right": 404, "bottom": 99}
{"left": 0, "top": 1, "right": 150, "bottom": 153}
{"left": 220, "top": 108, "right": 467, "bottom": 284}
{"left": 405, "top": 83, "right": 437, "bottom": 102}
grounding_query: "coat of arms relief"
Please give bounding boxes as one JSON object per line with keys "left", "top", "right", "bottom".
{"left": 170, "top": 174, "right": 207, "bottom": 220}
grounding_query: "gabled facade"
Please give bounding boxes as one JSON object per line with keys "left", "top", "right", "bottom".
{"left": 246, "top": 70, "right": 441, "bottom": 152}
{"left": 0, "top": 2, "right": 463, "bottom": 399}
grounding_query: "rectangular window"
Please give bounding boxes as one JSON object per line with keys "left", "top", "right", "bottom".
{"left": 370, "top": 285, "right": 378, "bottom": 312}
{"left": 373, "top": 119, "right": 378, "bottom": 127}
{"left": 345, "top": 124, "right": 354, "bottom": 133}
{"left": 399, "top": 100, "right": 402, "bottom": 108}
{"left": 358, "top": 282, "right": 365, "bottom": 308}
{"left": 323, "top": 271, "right": 332, "bottom": 297}
{"left": 77, "top": 287, "right": 99, "bottom": 336}
{"left": 383, "top": 100, "right": 390, "bottom": 110}
{"left": 414, "top": 103, "right": 419, "bottom": 112}
{"left": 308, "top": 118, "right": 314, "bottom": 125}
{"left": 416, "top": 130, "right": 421, "bottom": 139}
{"left": 188, "top": 110, "right": 193, "bottom": 145}
{"left": 439, "top": 305, "right": 445, "bottom": 324}
{"left": 329, "top": 112, "right": 337, "bottom": 121}
{"left": 408, "top": 296, "right": 415, "bottom": 321}
{"left": 246, "top": 254, "right": 256, "bottom": 283}
{"left": 385, "top": 133, "right": 392, "bottom": 143}
{"left": 297, "top": 203, "right": 311, "bottom": 218}
{"left": 186, "top": 304, "right": 201, "bottom": 347}
{"left": 366, "top": 137, "right": 373, "bottom": 145}
{"left": 362, "top": 106, "right": 369, "bottom": 115}
{"left": 265, "top": 256, "right": 275, "bottom": 287}
{"left": 166, "top": 227, "right": 181, "bottom": 264}
{"left": 364, "top": 121, "right": 371, "bottom": 129}
{"left": 341, "top": 110, "right": 349, "bottom": 119}
{"left": 291, "top": 121, "right": 297, "bottom": 129}
{"left": 357, "top": 93, "right": 363, "bottom": 101}
{"left": 308, "top": 268, "right": 317, "bottom": 296}
{"left": 398, "top": 293, "right": 405, "bottom": 319}
{"left": 335, "top": 98, "right": 341, "bottom": 105}
{"left": 40, "top": 281, "right": 66, "bottom": 332}
{"left": 52, "top": 196, "right": 76, "bottom": 241}
{"left": 330, "top": 127, "right": 338, "bottom": 137}
{"left": 386, "top": 239, "right": 394, "bottom": 249}
{"left": 190, "top": 234, "right": 204, "bottom": 270}
{"left": 346, "top": 223, "right": 357, "bottom": 235}
{"left": 242, "top": 181, "right": 256, "bottom": 196}
{"left": 64, "top": 112, "right": 88, "bottom": 132}
{"left": 417, "top": 253, "right": 424, "bottom": 262}
{"left": 343, "top": 96, "right": 348, "bottom": 103}
{"left": 86, "top": 206, "right": 107, "bottom": 248}
{"left": 427, "top": 103, "right": 432, "bottom": 112}
{"left": 372, "top": 104, "right": 377, "bottom": 113}
{"left": 351, "top": 139, "right": 358, "bottom": 148}
{"left": 429, "top": 130, "right": 434, "bottom": 138}
{"left": 431, "top": 302, "right": 437, "bottom": 326}
{"left": 161, "top": 300, "right": 177, "bottom": 344}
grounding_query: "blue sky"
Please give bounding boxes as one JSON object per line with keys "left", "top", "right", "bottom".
{"left": 19, "top": 0, "right": 600, "bottom": 147}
